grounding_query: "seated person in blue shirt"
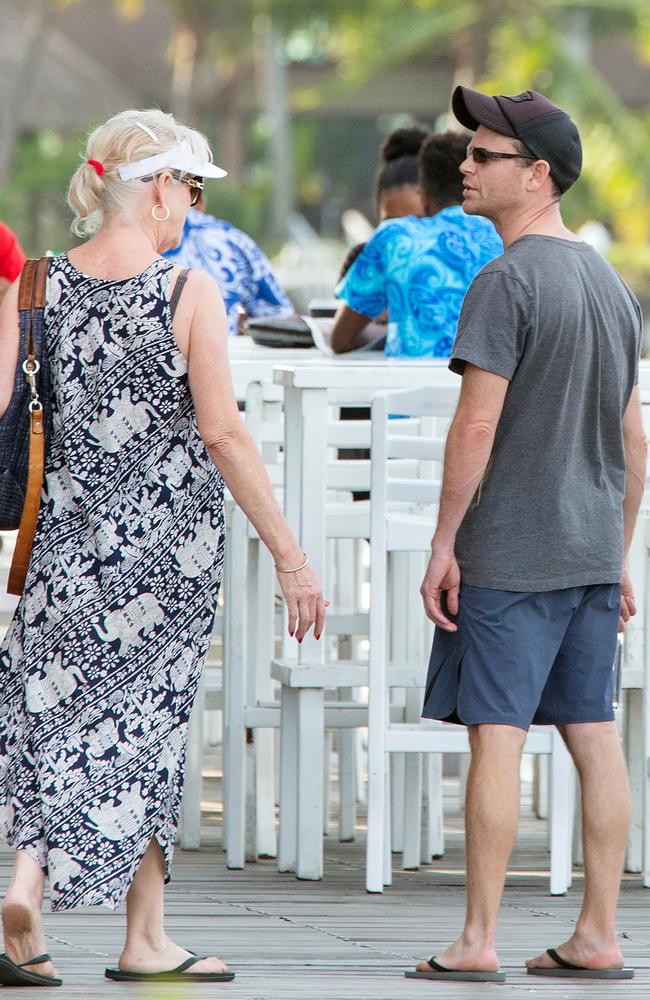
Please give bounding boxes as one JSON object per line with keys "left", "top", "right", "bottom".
{"left": 165, "top": 194, "right": 293, "bottom": 336}
{"left": 332, "top": 131, "right": 502, "bottom": 356}
{"left": 375, "top": 124, "right": 428, "bottom": 222}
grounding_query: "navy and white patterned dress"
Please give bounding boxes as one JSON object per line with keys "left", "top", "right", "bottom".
{"left": 0, "top": 254, "right": 224, "bottom": 910}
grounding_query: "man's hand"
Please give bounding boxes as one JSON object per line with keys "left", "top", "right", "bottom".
{"left": 420, "top": 545, "right": 461, "bottom": 631}
{"left": 619, "top": 564, "right": 637, "bottom": 634}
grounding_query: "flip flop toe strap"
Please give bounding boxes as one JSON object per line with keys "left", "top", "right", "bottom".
{"left": 174, "top": 956, "right": 202, "bottom": 974}
{"left": 547, "top": 948, "right": 584, "bottom": 971}
{"left": 427, "top": 957, "right": 452, "bottom": 973}
{"left": 18, "top": 954, "right": 52, "bottom": 968}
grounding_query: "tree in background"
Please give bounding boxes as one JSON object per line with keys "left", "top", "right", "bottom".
{"left": 0, "top": 0, "right": 648, "bottom": 302}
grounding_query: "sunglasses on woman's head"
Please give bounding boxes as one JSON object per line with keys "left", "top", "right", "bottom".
{"left": 140, "top": 169, "right": 204, "bottom": 206}
{"left": 466, "top": 145, "right": 537, "bottom": 165}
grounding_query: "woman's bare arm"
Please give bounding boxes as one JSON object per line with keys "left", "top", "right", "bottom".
{"left": 181, "top": 269, "right": 326, "bottom": 640}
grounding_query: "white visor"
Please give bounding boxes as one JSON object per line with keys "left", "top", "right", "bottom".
{"left": 117, "top": 140, "right": 227, "bottom": 182}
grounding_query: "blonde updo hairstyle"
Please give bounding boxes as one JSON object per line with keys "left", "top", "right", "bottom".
{"left": 67, "top": 108, "right": 213, "bottom": 237}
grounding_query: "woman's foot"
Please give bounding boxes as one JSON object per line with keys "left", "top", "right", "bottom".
{"left": 118, "top": 936, "right": 229, "bottom": 976}
{"left": 1, "top": 887, "right": 58, "bottom": 980}
{"left": 526, "top": 933, "right": 625, "bottom": 972}
{"left": 416, "top": 934, "right": 500, "bottom": 974}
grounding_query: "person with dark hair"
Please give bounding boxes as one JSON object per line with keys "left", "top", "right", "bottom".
{"left": 375, "top": 125, "right": 428, "bottom": 221}
{"left": 332, "top": 131, "right": 502, "bottom": 356}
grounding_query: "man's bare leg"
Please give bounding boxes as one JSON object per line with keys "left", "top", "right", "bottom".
{"left": 416, "top": 724, "right": 526, "bottom": 973}
{"left": 1, "top": 850, "right": 58, "bottom": 979}
{"left": 526, "top": 721, "right": 630, "bottom": 971}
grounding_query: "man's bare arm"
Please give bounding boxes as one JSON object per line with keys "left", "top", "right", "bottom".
{"left": 618, "top": 385, "right": 647, "bottom": 631}
{"left": 622, "top": 385, "right": 647, "bottom": 558}
{"left": 421, "top": 363, "right": 509, "bottom": 630}
{"left": 433, "top": 364, "right": 509, "bottom": 548}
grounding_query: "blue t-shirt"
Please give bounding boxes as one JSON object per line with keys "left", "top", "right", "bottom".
{"left": 336, "top": 206, "right": 502, "bottom": 357}
{"left": 165, "top": 208, "right": 293, "bottom": 336}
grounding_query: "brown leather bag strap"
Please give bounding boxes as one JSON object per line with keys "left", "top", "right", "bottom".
{"left": 7, "top": 258, "right": 51, "bottom": 596}
{"left": 8, "top": 408, "right": 45, "bottom": 595}
{"left": 32, "top": 256, "right": 50, "bottom": 309}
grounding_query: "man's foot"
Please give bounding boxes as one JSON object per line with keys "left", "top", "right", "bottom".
{"left": 415, "top": 936, "right": 500, "bottom": 975}
{"left": 1, "top": 887, "right": 58, "bottom": 981}
{"left": 118, "top": 937, "right": 229, "bottom": 976}
{"left": 526, "top": 935, "right": 624, "bottom": 973}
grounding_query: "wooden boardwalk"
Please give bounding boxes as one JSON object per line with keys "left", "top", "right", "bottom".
{"left": 1, "top": 787, "right": 648, "bottom": 998}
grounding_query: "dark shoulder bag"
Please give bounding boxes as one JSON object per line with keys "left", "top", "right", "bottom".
{"left": 0, "top": 257, "right": 52, "bottom": 594}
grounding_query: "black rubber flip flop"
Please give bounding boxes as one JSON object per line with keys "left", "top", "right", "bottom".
{"left": 405, "top": 956, "right": 506, "bottom": 983}
{"left": 0, "top": 952, "right": 62, "bottom": 987}
{"left": 526, "top": 947, "right": 634, "bottom": 980}
{"left": 104, "top": 955, "right": 235, "bottom": 982}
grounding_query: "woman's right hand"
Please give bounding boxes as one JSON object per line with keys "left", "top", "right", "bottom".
{"left": 276, "top": 561, "right": 327, "bottom": 642}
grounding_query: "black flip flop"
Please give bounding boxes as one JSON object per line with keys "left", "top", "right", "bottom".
{"left": 105, "top": 955, "right": 235, "bottom": 982}
{"left": 526, "top": 947, "right": 634, "bottom": 979}
{"left": 405, "top": 956, "right": 506, "bottom": 983}
{"left": 0, "top": 952, "right": 62, "bottom": 987}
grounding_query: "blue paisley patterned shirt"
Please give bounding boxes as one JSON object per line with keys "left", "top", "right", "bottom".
{"left": 336, "top": 207, "right": 502, "bottom": 357}
{"left": 165, "top": 208, "right": 293, "bottom": 336}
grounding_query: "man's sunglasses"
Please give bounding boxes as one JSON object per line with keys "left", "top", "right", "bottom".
{"left": 141, "top": 169, "right": 204, "bottom": 206}
{"left": 466, "top": 145, "right": 537, "bottom": 165}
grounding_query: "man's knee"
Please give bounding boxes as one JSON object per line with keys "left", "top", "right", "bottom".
{"left": 468, "top": 723, "right": 527, "bottom": 758}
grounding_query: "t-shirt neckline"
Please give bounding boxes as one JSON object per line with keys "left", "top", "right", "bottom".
{"left": 510, "top": 234, "right": 591, "bottom": 251}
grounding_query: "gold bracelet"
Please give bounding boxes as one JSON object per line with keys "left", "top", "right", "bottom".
{"left": 275, "top": 553, "right": 309, "bottom": 573}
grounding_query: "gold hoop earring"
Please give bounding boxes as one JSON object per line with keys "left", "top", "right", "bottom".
{"left": 151, "top": 204, "right": 170, "bottom": 222}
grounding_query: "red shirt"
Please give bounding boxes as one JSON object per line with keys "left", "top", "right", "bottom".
{"left": 0, "top": 221, "right": 27, "bottom": 281}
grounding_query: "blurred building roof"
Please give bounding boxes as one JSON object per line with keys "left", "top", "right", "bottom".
{"left": 6, "top": 0, "right": 172, "bottom": 130}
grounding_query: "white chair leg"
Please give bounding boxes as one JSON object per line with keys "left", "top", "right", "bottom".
{"left": 549, "top": 733, "right": 573, "bottom": 895}
{"left": 323, "top": 730, "right": 333, "bottom": 836}
{"left": 572, "top": 779, "right": 583, "bottom": 868}
{"left": 339, "top": 688, "right": 357, "bottom": 842}
{"left": 625, "top": 688, "right": 644, "bottom": 873}
{"left": 390, "top": 753, "right": 405, "bottom": 853}
{"left": 458, "top": 754, "right": 470, "bottom": 812}
{"left": 402, "top": 753, "right": 422, "bottom": 870}
{"left": 383, "top": 760, "right": 392, "bottom": 887}
{"left": 423, "top": 752, "right": 444, "bottom": 862}
{"left": 253, "top": 544, "right": 278, "bottom": 859}
{"left": 296, "top": 688, "right": 324, "bottom": 880}
{"left": 278, "top": 685, "right": 299, "bottom": 873}
{"left": 179, "top": 671, "right": 204, "bottom": 850}
{"left": 535, "top": 754, "right": 550, "bottom": 820}
{"left": 255, "top": 729, "right": 277, "bottom": 858}
{"left": 224, "top": 509, "right": 247, "bottom": 868}
{"left": 245, "top": 735, "right": 257, "bottom": 863}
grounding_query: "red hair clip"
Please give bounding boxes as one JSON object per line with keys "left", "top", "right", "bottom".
{"left": 87, "top": 158, "right": 105, "bottom": 176}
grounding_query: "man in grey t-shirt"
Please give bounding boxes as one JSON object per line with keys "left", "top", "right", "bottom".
{"left": 412, "top": 89, "right": 646, "bottom": 984}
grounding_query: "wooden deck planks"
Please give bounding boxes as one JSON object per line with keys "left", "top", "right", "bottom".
{"left": 0, "top": 787, "right": 648, "bottom": 998}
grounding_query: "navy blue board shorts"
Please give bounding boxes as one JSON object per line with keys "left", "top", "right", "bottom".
{"left": 422, "top": 583, "right": 620, "bottom": 731}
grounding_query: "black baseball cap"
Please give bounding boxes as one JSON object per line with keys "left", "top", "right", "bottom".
{"left": 452, "top": 86, "right": 582, "bottom": 194}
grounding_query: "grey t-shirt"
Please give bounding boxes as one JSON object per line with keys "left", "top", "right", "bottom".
{"left": 452, "top": 235, "right": 643, "bottom": 592}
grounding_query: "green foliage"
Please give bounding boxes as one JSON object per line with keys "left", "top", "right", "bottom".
{"left": 0, "top": 131, "right": 82, "bottom": 255}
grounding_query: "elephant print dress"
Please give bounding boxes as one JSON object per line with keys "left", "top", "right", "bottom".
{"left": 0, "top": 255, "right": 225, "bottom": 910}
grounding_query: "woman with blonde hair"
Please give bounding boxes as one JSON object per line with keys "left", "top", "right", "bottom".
{"left": 0, "top": 109, "right": 325, "bottom": 986}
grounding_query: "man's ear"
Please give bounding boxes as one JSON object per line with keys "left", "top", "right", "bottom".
{"left": 527, "top": 158, "right": 552, "bottom": 192}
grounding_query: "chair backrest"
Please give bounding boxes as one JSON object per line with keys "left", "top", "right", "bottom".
{"left": 369, "top": 383, "right": 460, "bottom": 694}
{"left": 371, "top": 385, "right": 459, "bottom": 551}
